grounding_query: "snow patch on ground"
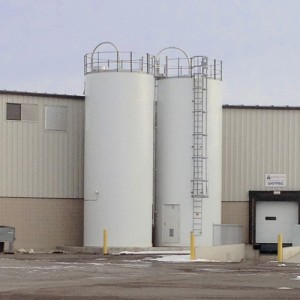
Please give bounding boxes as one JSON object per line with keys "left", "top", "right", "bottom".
{"left": 144, "top": 255, "right": 217, "bottom": 263}
{"left": 118, "top": 250, "right": 190, "bottom": 255}
{"left": 122, "top": 259, "right": 143, "bottom": 262}
{"left": 115, "top": 250, "right": 220, "bottom": 263}
{"left": 56, "top": 262, "right": 111, "bottom": 267}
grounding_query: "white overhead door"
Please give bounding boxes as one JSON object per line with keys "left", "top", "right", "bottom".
{"left": 256, "top": 201, "right": 298, "bottom": 244}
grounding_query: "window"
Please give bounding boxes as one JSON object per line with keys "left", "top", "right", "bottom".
{"left": 6, "top": 103, "right": 38, "bottom": 121}
{"left": 6, "top": 103, "right": 21, "bottom": 120}
{"left": 45, "top": 106, "right": 67, "bottom": 131}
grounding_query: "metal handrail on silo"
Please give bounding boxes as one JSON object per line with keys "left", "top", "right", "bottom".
{"left": 191, "top": 56, "right": 222, "bottom": 80}
{"left": 208, "top": 59, "right": 223, "bottom": 80}
{"left": 85, "top": 47, "right": 155, "bottom": 75}
{"left": 90, "top": 41, "right": 119, "bottom": 72}
{"left": 155, "top": 47, "right": 191, "bottom": 78}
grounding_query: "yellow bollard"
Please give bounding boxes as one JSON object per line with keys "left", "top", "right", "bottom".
{"left": 103, "top": 229, "right": 108, "bottom": 255}
{"left": 277, "top": 233, "right": 283, "bottom": 263}
{"left": 190, "top": 231, "right": 195, "bottom": 261}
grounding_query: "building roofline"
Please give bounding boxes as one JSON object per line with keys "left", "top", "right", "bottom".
{"left": 223, "top": 104, "right": 300, "bottom": 110}
{"left": 0, "top": 90, "right": 84, "bottom": 100}
{"left": 0, "top": 92, "right": 298, "bottom": 109}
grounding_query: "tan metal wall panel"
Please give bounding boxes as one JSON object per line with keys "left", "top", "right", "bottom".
{"left": 0, "top": 94, "right": 84, "bottom": 198}
{"left": 0, "top": 197, "right": 83, "bottom": 248}
{"left": 222, "top": 108, "right": 300, "bottom": 202}
{"left": 222, "top": 201, "right": 249, "bottom": 243}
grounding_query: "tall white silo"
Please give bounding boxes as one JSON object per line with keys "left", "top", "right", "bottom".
{"left": 155, "top": 49, "right": 223, "bottom": 246}
{"left": 84, "top": 42, "right": 155, "bottom": 247}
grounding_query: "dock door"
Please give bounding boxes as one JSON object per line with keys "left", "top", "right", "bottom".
{"left": 256, "top": 201, "right": 298, "bottom": 243}
{"left": 249, "top": 191, "right": 300, "bottom": 251}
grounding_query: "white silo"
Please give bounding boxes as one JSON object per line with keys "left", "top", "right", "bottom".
{"left": 84, "top": 42, "right": 155, "bottom": 247}
{"left": 155, "top": 48, "right": 223, "bottom": 246}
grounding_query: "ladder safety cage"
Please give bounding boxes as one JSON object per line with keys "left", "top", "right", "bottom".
{"left": 191, "top": 56, "right": 209, "bottom": 236}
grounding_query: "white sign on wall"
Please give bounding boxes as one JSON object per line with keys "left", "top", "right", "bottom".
{"left": 265, "top": 174, "right": 287, "bottom": 187}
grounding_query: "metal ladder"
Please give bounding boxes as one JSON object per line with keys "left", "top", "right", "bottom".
{"left": 192, "top": 56, "right": 209, "bottom": 236}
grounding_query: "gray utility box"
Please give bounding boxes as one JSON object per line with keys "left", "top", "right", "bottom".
{"left": 0, "top": 226, "right": 16, "bottom": 253}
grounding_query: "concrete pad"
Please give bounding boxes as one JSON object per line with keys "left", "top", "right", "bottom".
{"left": 284, "top": 246, "right": 300, "bottom": 259}
{"left": 56, "top": 245, "right": 190, "bottom": 255}
{"left": 285, "top": 253, "right": 300, "bottom": 263}
{"left": 195, "top": 244, "right": 245, "bottom": 262}
{"left": 283, "top": 246, "right": 300, "bottom": 263}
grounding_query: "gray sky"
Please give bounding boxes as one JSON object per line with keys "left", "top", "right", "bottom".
{"left": 0, "top": 0, "right": 299, "bottom": 105}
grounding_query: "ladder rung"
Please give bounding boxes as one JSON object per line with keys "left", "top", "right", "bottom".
{"left": 194, "top": 204, "right": 203, "bottom": 208}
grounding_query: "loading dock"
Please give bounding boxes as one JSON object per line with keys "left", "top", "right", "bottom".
{"left": 249, "top": 191, "right": 300, "bottom": 252}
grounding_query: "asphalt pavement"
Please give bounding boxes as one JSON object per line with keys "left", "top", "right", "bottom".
{"left": 0, "top": 252, "right": 300, "bottom": 299}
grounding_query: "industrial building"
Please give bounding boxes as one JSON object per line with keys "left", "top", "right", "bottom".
{"left": 222, "top": 105, "right": 300, "bottom": 252}
{"left": 0, "top": 91, "right": 84, "bottom": 248}
{"left": 0, "top": 43, "right": 299, "bottom": 251}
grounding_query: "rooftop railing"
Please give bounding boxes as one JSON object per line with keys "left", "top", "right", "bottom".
{"left": 84, "top": 46, "right": 222, "bottom": 80}
{"left": 84, "top": 51, "right": 156, "bottom": 75}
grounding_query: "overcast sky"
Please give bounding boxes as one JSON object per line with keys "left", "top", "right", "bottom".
{"left": 0, "top": 0, "right": 299, "bottom": 105}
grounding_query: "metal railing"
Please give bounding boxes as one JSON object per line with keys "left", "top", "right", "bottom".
{"left": 191, "top": 56, "right": 222, "bottom": 80}
{"left": 154, "top": 55, "right": 222, "bottom": 80}
{"left": 155, "top": 57, "right": 191, "bottom": 78}
{"left": 213, "top": 224, "right": 244, "bottom": 246}
{"left": 208, "top": 59, "right": 222, "bottom": 80}
{"left": 84, "top": 51, "right": 156, "bottom": 75}
{"left": 85, "top": 52, "right": 222, "bottom": 80}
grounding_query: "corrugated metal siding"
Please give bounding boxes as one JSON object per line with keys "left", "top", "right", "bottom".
{"left": 0, "top": 93, "right": 84, "bottom": 198}
{"left": 222, "top": 108, "right": 300, "bottom": 202}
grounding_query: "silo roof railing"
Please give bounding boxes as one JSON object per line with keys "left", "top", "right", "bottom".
{"left": 155, "top": 57, "right": 192, "bottom": 78}
{"left": 191, "top": 56, "right": 223, "bottom": 80}
{"left": 84, "top": 51, "right": 156, "bottom": 75}
{"left": 155, "top": 47, "right": 222, "bottom": 80}
{"left": 84, "top": 42, "right": 222, "bottom": 80}
{"left": 155, "top": 46, "right": 191, "bottom": 78}
{"left": 209, "top": 59, "right": 222, "bottom": 80}
{"left": 154, "top": 56, "right": 222, "bottom": 80}
{"left": 191, "top": 56, "right": 222, "bottom": 80}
